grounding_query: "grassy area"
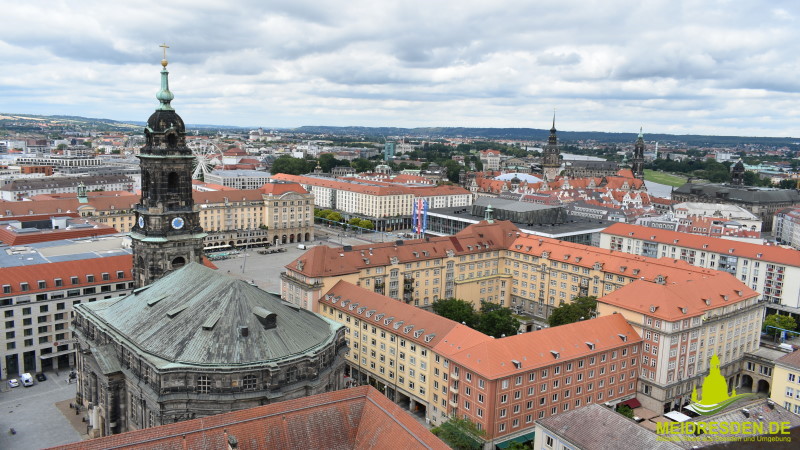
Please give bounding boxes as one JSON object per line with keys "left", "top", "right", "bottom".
{"left": 644, "top": 169, "right": 688, "bottom": 187}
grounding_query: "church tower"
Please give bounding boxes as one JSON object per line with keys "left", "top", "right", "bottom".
{"left": 541, "top": 113, "right": 561, "bottom": 182}
{"left": 731, "top": 160, "right": 745, "bottom": 186}
{"left": 632, "top": 127, "right": 645, "bottom": 179}
{"left": 131, "top": 46, "right": 206, "bottom": 288}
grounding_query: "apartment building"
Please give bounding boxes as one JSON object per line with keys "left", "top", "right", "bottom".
{"left": 281, "top": 220, "right": 519, "bottom": 312}
{"left": 774, "top": 206, "right": 800, "bottom": 250}
{"left": 1, "top": 248, "right": 134, "bottom": 379}
{"left": 318, "top": 280, "right": 640, "bottom": 447}
{"left": 318, "top": 280, "right": 489, "bottom": 427}
{"left": 0, "top": 175, "right": 134, "bottom": 201}
{"left": 771, "top": 350, "right": 800, "bottom": 416}
{"left": 444, "top": 314, "right": 640, "bottom": 444}
{"left": 270, "top": 173, "right": 472, "bottom": 231}
{"left": 282, "top": 220, "right": 727, "bottom": 327}
{"left": 204, "top": 169, "right": 271, "bottom": 190}
{"left": 600, "top": 223, "right": 800, "bottom": 318}
{"left": 0, "top": 182, "right": 315, "bottom": 248}
{"left": 596, "top": 274, "right": 763, "bottom": 413}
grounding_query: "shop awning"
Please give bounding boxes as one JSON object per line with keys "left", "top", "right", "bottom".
{"left": 619, "top": 398, "right": 642, "bottom": 409}
{"left": 496, "top": 431, "right": 536, "bottom": 449}
{"left": 664, "top": 411, "right": 692, "bottom": 422}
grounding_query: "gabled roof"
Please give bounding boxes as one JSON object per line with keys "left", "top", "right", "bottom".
{"left": 287, "top": 220, "right": 519, "bottom": 278}
{"left": 603, "top": 222, "right": 798, "bottom": 266}
{"left": 323, "top": 281, "right": 490, "bottom": 350}
{"left": 447, "top": 314, "right": 641, "bottom": 379}
{"left": 50, "top": 386, "right": 448, "bottom": 450}
{"left": 0, "top": 254, "right": 132, "bottom": 296}
{"left": 77, "top": 263, "right": 340, "bottom": 368}
{"left": 598, "top": 273, "right": 758, "bottom": 320}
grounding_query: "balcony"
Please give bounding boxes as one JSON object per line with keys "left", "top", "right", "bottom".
{"left": 449, "top": 400, "right": 458, "bottom": 408}
{"left": 450, "top": 372, "right": 459, "bottom": 380}
{"left": 450, "top": 385, "right": 459, "bottom": 394}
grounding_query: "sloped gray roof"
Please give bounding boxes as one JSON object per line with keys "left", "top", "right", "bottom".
{"left": 537, "top": 403, "right": 681, "bottom": 450}
{"left": 79, "top": 263, "right": 340, "bottom": 369}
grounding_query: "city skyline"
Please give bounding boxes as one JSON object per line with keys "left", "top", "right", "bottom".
{"left": 1, "top": 1, "right": 799, "bottom": 137}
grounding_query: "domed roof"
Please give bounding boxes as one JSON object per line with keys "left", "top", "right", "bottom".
{"left": 147, "top": 109, "right": 185, "bottom": 134}
{"left": 79, "top": 263, "right": 340, "bottom": 368}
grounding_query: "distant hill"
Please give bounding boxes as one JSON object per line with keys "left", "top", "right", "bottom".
{"left": 2, "top": 113, "right": 798, "bottom": 148}
{"left": 291, "top": 126, "right": 800, "bottom": 147}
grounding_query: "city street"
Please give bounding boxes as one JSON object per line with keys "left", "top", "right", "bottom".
{"left": 0, "top": 370, "right": 82, "bottom": 449}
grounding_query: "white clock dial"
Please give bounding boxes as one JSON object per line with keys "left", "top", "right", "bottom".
{"left": 171, "top": 217, "right": 185, "bottom": 230}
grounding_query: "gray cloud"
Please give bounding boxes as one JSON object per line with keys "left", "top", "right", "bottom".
{"left": 0, "top": 0, "right": 798, "bottom": 136}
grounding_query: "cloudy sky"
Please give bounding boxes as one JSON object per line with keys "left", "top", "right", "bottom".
{"left": 1, "top": 0, "right": 798, "bottom": 136}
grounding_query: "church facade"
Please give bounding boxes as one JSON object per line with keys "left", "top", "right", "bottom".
{"left": 73, "top": 51, "right": 347, "bottom": 438}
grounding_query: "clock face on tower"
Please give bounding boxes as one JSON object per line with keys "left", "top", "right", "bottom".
{"left": 138, "top": 216, "right": 145, "bottom": 229}
{"left": 171, "top": 217, "right": 185, "bottom": 230}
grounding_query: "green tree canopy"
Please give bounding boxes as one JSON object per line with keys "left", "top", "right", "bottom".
{"left": 432, "top": 298, "right": 477, "bottom": 327}
{"left": 476, "top": 301, "right": 521, "bottom": 338}
{"left": 617, "top": 404, "right": 634, "bottom": 419}
{"left": 763, "top": 314, "right": 798, "bottom": 337}
{"left": 357, "top": 219, "right": 374, "bottom": 230}
{"left": 326, "top": 211, "right": 343, "bottom": 223}
{"left": 351, "top": 158, "right": 376, "bottom": 173}
{"left": 548, "top": 296, "right": 597, "bottom": 328}
{"left": 430, "top": 418, "right": 485, "bottom": 450}
{"left": 318, "top": 153, "right": 348, "bottom": 172}
{"left": 271, "top": 155, "right": 314, "bottom": 175}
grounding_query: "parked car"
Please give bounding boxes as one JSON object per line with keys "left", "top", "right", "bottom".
{"left": 7, "top": 379, "right": 19, "bottom": 388}
{"left": 35, "top": 373, "right": 47, "bottom": 382}
{"left": 20, "top": 373, "right": 34, "bottom": 387}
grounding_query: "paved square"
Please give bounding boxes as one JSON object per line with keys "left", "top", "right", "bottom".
{"left": 0, "top": 371, "right": 82, "bottom": 449}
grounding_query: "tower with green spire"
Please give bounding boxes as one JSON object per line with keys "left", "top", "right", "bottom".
{"left": 130, "top": 45, "right": 206, "bottom": 288}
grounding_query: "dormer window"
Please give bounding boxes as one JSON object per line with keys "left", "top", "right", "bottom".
{"left": 550, "top": 350, "right": 560, "bottom": 359}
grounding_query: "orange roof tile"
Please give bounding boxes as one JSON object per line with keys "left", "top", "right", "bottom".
{"left": 603, "top": 223, "right": 798, "bottom": 266}
{"left": 448, "top": 314, "right": 641, "bottom": 379}
{"left": 259, "top": 181, "right": 309, "bottom": 195}
{"left": 0, "top": 255, "right": 132, "bottom": 296}
{"left": 49, "top": 386, "right": 448, "bottom": 450}
{"left": 323, "top": 281, "right": 490, "bottom": 350}
{"left": 288, "top": 221, "right": 519, "bottom": 278}
{"left": 598, "top": 273, "right": 759, "bottom": 320}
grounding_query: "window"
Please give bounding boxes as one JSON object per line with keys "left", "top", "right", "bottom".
{"left": 243, "top": 375, "right": 257, "bottom": 390}
{"left": 197, "top": 376, "right": 210, "bottom": 393}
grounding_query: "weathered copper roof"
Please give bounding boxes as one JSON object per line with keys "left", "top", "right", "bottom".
{"left": 77, "top": 263, "right": 342, "bottom": 368}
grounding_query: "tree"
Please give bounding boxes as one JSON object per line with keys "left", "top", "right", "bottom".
{"left": 326, "top": 211, "right": 343, "bottom": 223}
{"left": 617, "top": 404, "right": 635, "bottom": 419}
{"left": 271, "top": 155, "right": 314, "bottom": 175}
{"left": 430, "top": 418, "right": 485, "bottom": 450}
{"left": 432, "top": 298, "right": 477, "bottom": 327}
{"left": 351, "top": 158, "right": 376, "bottom": 173}
{"left": 476, "top": 302, "right": 520, "bottom": 338}
{"left": 548, "top": 296, "right": 597, "bottom": 327}
{"left": 357, "top": 219, "right": 374, "bottom": 230}
{"left": 763, "top": 314, "right": 798, "bottom": 337}
{"left": 318, "top": 153, "right": 346, "bottom": 172}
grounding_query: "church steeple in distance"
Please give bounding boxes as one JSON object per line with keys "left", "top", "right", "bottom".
{"left": 542, "top": 110, "right": 561, "bottom": 182}
{"left": 131, "top": 45, "right": 206, "bottom": 288}
{"left": 632, "top": 126, "right": 645, "bottom": 180}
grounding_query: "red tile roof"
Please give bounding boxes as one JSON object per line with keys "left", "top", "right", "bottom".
{"left": 259, "top": 181, "right": 309, "bottom": 195}
{"left": 323, "top": 281, "right": 490, "bottom": 350}
{"left": 0, "top": 216, "right": 118, "bottom": 245}
{"left": 288, "top": 220, "right": 519, "bottom": 278}
{"left": 598, "top": 273, "right": 759, "bottom": 320}
{"left": 603, "top": 223, "right": 799, "bottom": 266}
{"left": 448, "top": 314, "right": 641, "bottom": 379}
{"left": 0, "top": 255, "right": 132, "bottom": 296}
{"left": 49, "top": 386, "right": 448, "bottom": 450}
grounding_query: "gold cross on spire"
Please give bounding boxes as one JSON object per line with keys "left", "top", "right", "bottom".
{"left": 159, "top": 43, "right": 170, "bottom": 67}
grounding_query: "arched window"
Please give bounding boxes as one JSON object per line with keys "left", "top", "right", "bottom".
{"left": 196, "top": 375, "right": 210, "bottom": 394}
{"left": 166, "top": 132, "right": 178, "bottom": 148}
{"left": 167, "top": 172, "right": 179, "bottom": 192}
{"left": 171, "top": 256, "right": 186, "bottom": 269}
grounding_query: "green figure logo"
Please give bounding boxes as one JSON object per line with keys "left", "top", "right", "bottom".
{"left": 687, "top": 353, "right": 751, "bottom": 415}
